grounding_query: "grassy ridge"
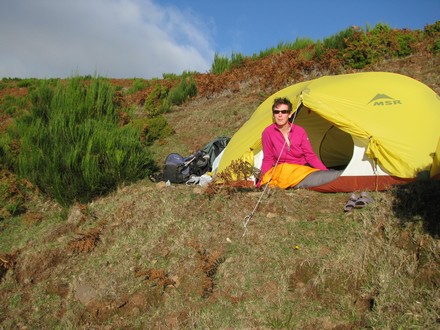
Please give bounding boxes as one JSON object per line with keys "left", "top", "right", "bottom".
{"left": 211, "top": 22, "right": 440, "bottom": 73}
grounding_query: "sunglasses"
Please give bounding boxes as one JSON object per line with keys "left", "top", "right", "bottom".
{"left": 272, "top": 110, "right": 290, "bottom": 114}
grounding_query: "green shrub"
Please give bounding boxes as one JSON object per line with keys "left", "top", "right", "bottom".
{"left": 256, "top": 38, "right": 314, "bottom": 59}
{"left": 341, "top": 34, "right": 375, "bottom": 69}
{"left": 12, "top": 77, "right": 155, "bottom": 205}
{"left": 229, "top": 52, "right": 245, "bottom": 69}
{"left": 157, "top": 98, "right": 172, "bottom": 114}
{"left": 144, "top": 84, "right": 169, "bottom": 117}
{"left": 430, "top": 37, "right": 440, "bottom": 55}
{"left": 340, "top": 23, "right": 418, "bottom": 69}
{"left": 313, "top": 41, "right": 326, "bottom": 60}
{"left": 0, "top": 134, "right": 17, "bottom": 170}
{"left": 396, "top": 33, "right": 416, "bottom": 57}
{"left": 424, "top": 20, "right": 440, "bottom": 37}
{"left": 143, "top": 72, "right": 197, "bottom": 117}
{"left": 323, "top": 26, "right": 358, "bottom": 49}
{"left": 288, "top": 37, "right": 315, "bottom": 50}
{"left": 211, "top": 53, "right": 231, "bottom": 74}
{"left": 126, "top": 78, "right": 146, "bottom": 94}
{"left": 162, "top": 72, "right": 180, "bottom": 80}
{"left": 1, "top": 77, "right": 20, "bottom": 82}
{"left": 166, "top": 73, "right": 197, "bottom": 106}
{"left": 208, "top": 22, "right": 423, "bottom": 73}
{"left": 142, "top": 115, "right": 174, "bottom": 145}
{"left": 0, "top": 95, "right": 28, "bottom": 116}
{"left": 28, "top": 81, "right": 53, "bottom": 121}
{"left": 17, "top": 79, "right": 37, "bottom": 88}
{"left": 424, "top": 21, "right": 440, "bottom": 55}
{"left": 0, "top": 170, "right": 32, "bottom": 220}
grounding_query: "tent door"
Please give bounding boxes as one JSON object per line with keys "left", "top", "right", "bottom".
{"left": 294, "top": 106, "right": 353, "bottom": 170}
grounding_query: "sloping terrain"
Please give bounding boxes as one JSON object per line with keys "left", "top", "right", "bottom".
{"left": 0, "top": 37, "right": 439, "bottom": 329}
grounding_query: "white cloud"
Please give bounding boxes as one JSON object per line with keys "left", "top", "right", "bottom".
{"left": 0, "top": 0, "right": 214, "bottom": 78}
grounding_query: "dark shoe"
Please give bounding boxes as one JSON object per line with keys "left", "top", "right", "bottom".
{"left": 354, "top": 192, "right": 373, "bottom": 208}
{"left": 344, "top": 193, "right": 359, "bottom": 212}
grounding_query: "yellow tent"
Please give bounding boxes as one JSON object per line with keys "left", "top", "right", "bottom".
{"left": 216, "top": 72, "right": 440, "bottom": 192}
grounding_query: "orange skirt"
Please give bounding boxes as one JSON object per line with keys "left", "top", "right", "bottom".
{"left": 260, "top": 163, "right": 319, "bottom": 189}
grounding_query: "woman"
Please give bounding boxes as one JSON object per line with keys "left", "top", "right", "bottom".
{"left": 258, "top": 97, "right": 328, "bottom": 188}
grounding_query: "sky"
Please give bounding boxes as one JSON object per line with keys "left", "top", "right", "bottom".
{"left": 0, "top": 0, "right": 439, "bottom": 79}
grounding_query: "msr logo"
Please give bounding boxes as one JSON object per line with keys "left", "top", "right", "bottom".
{"left": 368, "top": 93, "right": 402, "bottom": 106}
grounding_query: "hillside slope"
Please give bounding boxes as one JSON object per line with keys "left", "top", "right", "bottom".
{"left": 1, "top": 43, "right": 440, "bottom": 328}
{"left": 154, "top": 51, "right": 440, "bottom": 162}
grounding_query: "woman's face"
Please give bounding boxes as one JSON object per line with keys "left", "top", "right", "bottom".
{"left": 272, "top": 104, "right": 291, "bottom": 127}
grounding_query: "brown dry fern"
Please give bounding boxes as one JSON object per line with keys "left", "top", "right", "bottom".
{"left": 68, "top": 228, "right": 101, "bottom": 253}
{"left": 135, "top": 267, "right": 176, "bottom": 290}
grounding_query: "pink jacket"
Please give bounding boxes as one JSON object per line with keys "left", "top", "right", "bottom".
{"left": 260, "top": 123, "right": 327, "bottom": 177}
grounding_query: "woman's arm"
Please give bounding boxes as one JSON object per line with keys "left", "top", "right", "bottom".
{"left": 260, "top": 128, "right": 276, "bottom": 176}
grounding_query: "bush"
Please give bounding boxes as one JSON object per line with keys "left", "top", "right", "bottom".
{"left": 313, "top": 41, "right": 326, "bottom": 60}
{"left": 323, "top": 26, "right": 358, "bottom": 49}
{"left": 11, "top": 77, "right": 155, "bottom": 205}
{"left": 424, "top": 20, "right": 440, "bottom": 37}
{"left": 430, "top": 37, "right": 440, "bottom": 55}
{"left": 424, "top": 21, "right": 440, "bottom": 55}
{"left": 17, "top": 79, "right": 37, "bottom": 88}
{"left": 396, "top": 33, "right": 416, "bottom": 57}
{"left": 144, "top": 84, "right": 169, "bottom": 117}
{"left": 342, "top": 34, "right": 375, "bottom": 69}
{"left": 0, "top": 170, "right": 32, "bottom": 219}
{"left": 166, "top": 73, "right": 197, "bottom": 106}
{"left": 211, "top": 53, "right": 231, "bottom": 74}
{"left": 0, "top": 134, "right": 18, "bottom": 170}
{"left": 229, "top": 52, "right": 246, "bottom": 69}
{"left": 142, "top": 115, "right": 174, "bottom": 145}
{"left": 0, "top": 95, "right": 28, "bottom": 116}
{"left": 126, "top": 78, "right": 146, "bottom": 94}
{"left": 341, "top": 23, "right": 418, "bottom": 69}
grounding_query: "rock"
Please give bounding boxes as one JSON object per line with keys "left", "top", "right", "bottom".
{"left": 74, "top": 282, "right": 98, "bottom": 306}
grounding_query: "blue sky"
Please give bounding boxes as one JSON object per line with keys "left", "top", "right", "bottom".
{"left": 0, "top": 0, "right": 438, "bottom": 79}
{"left": 161, "top": 0, "right": 439, "bottom": 56}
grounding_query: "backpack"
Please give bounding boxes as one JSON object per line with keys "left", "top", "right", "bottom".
{"left": 162, "top": 153, "right": 191, "bottom": 183}
{"left": 161, "top": 136, "right": 230, "bottom": 184}
{"left": 199, "top": 136, "right": 230, "bottom": 170}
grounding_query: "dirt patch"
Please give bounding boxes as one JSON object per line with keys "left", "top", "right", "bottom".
{"left": 288, "top": 259, "right": 320, "bottom": 297}
{"left": 15, "top": 247, "right": 67, "bottom": 285}
{"left": 73, "top": 279, "right": 165, "bottom": 326}
{"left": 0, "top": 252, "right": 18, "bottom": 281}
{"left": 416, "top": 261, "right": 440, "bottom": 287}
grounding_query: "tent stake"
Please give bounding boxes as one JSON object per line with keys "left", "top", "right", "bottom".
{"left": 242, "top": 183, "right": 270, "bottom": 237}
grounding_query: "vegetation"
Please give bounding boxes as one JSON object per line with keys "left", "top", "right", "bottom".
{"left": 211, "top": 22, "right": 439, "bottom": 74}
{"left": 166, "top": 72, "right": 197, "bottom": 106}
{"left": 126, "top": 78, "right": 146, "bottom": 94}
{"left": 2, "top": 77, "right": 156, "bottom": 205}
{"left": 211, "top": 52, "right": 246, "bottom": 74}
{"left": 0, "top": 21, "right": 439, "bottom": 329}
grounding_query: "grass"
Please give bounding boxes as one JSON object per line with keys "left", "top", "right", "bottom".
{"left": 0, "top": 178, "right": 439, "bottom": 328}
{"left": 0, "top": 23, "right": 439, "bottom": 328}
